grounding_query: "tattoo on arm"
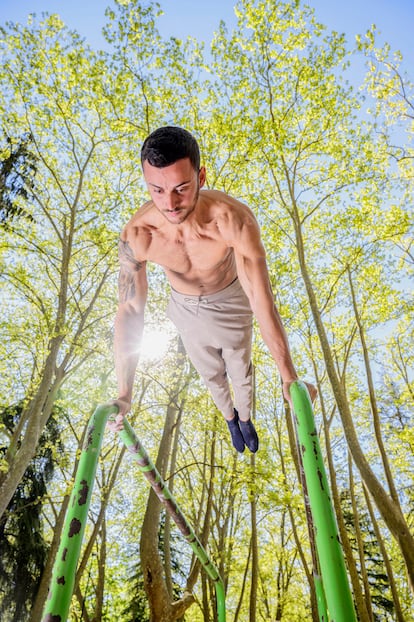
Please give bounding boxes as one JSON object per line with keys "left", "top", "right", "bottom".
{"left": 119, "top": 240, "right": 143, "bottom": 270}
{"left": 118, "top": 239, "right": 143, "bottom": 303}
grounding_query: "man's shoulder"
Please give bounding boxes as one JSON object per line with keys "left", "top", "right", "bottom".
{"left": 200, "top": 188, "right": 228, "bottom": 201}
{"left": 127, "top": 200, "right": 156, "bottom": 224}
{"left": 201, "top": 189, "right": 256, "bottom": 225}
{"left": 200, "top": 189, "right": 253, "bottom": 217}
{"left": 121, "top": 201, "right": 157, "bottom": 235}
{"left": 198, "top": 190, "right": 259, "bottom": 246}
{"left": 120, "top": 201, "right": 158, "bottom": 259}
{"left": 201, "top": 188, "right": 237, "bottom": 205}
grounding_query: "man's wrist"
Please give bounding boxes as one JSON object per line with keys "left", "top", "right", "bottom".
{"left": 117, "top": 396, "right": 132, "bottom": 405}
{"left": 282, "top": 375, "right": 298, "bottom": 385}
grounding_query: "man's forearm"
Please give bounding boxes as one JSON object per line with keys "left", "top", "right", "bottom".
{"left": 258, "top": 307, "right": 319, "bottom": 404}
{"left": 114, "top": 307, "right": 144, "bottom": 404}
{"left": 255, "top": 306, "right": 298, "bottom": 383}
{"left": 263, "top": 329, "right": 298, "bottom": 381}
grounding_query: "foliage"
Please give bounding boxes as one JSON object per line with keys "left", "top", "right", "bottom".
{"left": 341, "top": 489, "right": 395, "bottom": 620}
{"left": 0, "top": 131, "right": 37, "bottom": 226}
{"left": 0, "top": 402, "right": 62, "bottom": 621}
{"left": 0, "top": 0, "right": 412, "bottom": 619}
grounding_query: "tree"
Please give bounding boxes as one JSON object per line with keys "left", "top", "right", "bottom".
{"left": 0, "top": 402, "right": 62, "bottom": 622}
{"left": 0, "top": 131, "right": 37, "bottom": 225}
{"left": 341, "top": 485, "right": 397, "bottom": 621}
{"left": 139, "top": 343, "right": 196, "bottom": 621}
{"left": 1, "top": 0, "right": 413, "bottom": 617}
{"left": 206, "top": 0, "right": 414, "bottom": 594}
{"left": 0, "top": 13, "right": 140, "bottom": 519}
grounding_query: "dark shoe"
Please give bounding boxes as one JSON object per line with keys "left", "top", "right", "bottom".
{"left": 239, "top": 418, "right": 259, "bottom": 453}
{"left": 226, "top": 410, "right": 245, "bottom": 453}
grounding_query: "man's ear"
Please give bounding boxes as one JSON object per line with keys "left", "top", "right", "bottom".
{"left": 199, "top": 166, "right": 206, "bottom": 188}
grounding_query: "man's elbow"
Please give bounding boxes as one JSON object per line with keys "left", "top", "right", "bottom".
{"left": 115, "top": 301, "right": 145, "bottom": 330}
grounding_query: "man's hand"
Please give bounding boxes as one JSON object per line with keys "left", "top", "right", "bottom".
{"left": 107, "top": 399, "right": 131, "bottom": 432}
{"left": 283, "top": 380, "right": 318, "bottom": 406}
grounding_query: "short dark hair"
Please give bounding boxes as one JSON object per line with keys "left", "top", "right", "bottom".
{"left": 140, "top": 126, "right": 200, "bottom": 171}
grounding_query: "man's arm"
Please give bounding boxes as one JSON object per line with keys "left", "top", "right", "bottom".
{"left": 236, "top": 247, "right": 299, "bottom": 393}
{"left": 218, "top": 203, "right": 316, "bottom": 403}
{"left": 110, "top": 236, "right": 148, "bottom": 431}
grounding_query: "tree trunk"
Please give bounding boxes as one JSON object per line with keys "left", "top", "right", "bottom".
{"left": 92, "top": 517, "right": 107, "bottom": 622}
{"left": 186, "top": 421, "right": 216, "bottom": 601}
{"left": 249, "top": 455, "right": 258, "bottom": 622}
{"left": 163, "top": 407, "right": 181, "bottom": 599}
{"left": 347, "top": 266, "right": 401, "bottom": 505}
{"left": 348, "top": 454, "right": 374, "bottom": 621}
{"left": 140, "top": 346, "right": 195, "bottom": 621}
{"left": 363, "top": 484, "right": 407, "bottom": 622}
{"left": 249, "top": 372, "right": 258, "bottom": 621}
{"left": 140, "top": 416, "right": 176, "bottom": 620}
{"left": 30, "top": 464, "right": 71, "bottom": 622}
{"left": 140, "top": 403, "right": 195, "bottom": 620}
{"left": 233, "top": 544, "right": 251, "bottom": 622}
{"left": 293, "top": 213, "right": 414, "bottom": 591}
{"left": 0, "top": 340, "right": 64, "bottom": 519}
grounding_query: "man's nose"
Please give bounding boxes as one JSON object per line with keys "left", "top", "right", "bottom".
{"left": 164, "top": 193, "right": 178, "bottom": 210}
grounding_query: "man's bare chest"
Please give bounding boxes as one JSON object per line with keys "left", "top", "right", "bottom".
{"left": 147, "top": 238, "right": 231, "bottom": 274}
{"left": 145, "top": 232, "right": 231, "bottom": 274}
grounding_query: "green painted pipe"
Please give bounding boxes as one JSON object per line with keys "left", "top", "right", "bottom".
{"left": 290, "top": 380, "right": 357, "bottom": 622}
{"left": 314, "top": 573, "right": 329, "bottom": 622}
{"left": 291, "top": 410, "right": 329, "bottom": 622}
{"left": 119, "top": 417, "right": 226, "bottom": 621}
{"left": 41, "top": 403, "right": 117, "bottom": 621}
{"left": 42, "top": 404, "right": 226, "bottom": 621}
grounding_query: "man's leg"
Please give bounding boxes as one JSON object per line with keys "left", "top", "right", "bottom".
{"left": 185, "top": 342, "right": 234, "bottom": 418}
{"left": 184, "top": 339, "right": 258, "bottom": 454}
{"left": 222, "top": 346, "right": 259, "bottom": 453}
{"left": 166, "top": 281, "right": 257, "bottom": 452}
{"left": 221, "top": 347, "right": 253, "bottom": 420}
{"left": 178, "top": 337, "right": 246, "bottom": 452}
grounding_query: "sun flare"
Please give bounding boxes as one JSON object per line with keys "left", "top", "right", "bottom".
{"left": 139, "top": 326, "right": 174, "bottom": 363}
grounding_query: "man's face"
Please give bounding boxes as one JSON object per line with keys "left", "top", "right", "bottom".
{"left": 143, "top": 158, "right": 206, "bottom": 224}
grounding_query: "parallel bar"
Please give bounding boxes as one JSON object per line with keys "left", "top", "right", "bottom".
{"left": 119, "top": 418, "right": 226, "bottom": 621}
{"left": 289, "top": 380, "right": 357, "bottom": 622}
{"left": 290, "top": 404, "right": 329, "bottom": 622}
{"left": 42, "top": 404, "right": 117, "bottom": 621}
{"left": 42, "top": 404, "right": 226, "bottom": 621}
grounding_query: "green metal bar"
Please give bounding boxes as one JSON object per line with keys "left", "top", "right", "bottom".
{"left": 119, "top": 417, "right": 226, "bottom": 621}
{"left": 314, "top": 573, "right": 329, "bottom": 622}
{"left": 289, "top": 380, "right": 357, "bottom": 622}
{"left": 42, "top": 403, "right": 117, "bottom": 621}
{"left": 290, "top": 404, "right": 329, "bottom": 622}
{"left": 42, "top": 404, "right": 226, "bottom": 621}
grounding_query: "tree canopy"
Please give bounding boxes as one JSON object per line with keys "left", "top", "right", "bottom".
{"left": 0, "top": 1, "right": 412, "bottom": 620}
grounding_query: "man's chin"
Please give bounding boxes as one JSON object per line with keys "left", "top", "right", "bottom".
{"left": 164, "top": 210, "right": 186, "bottom": 223}
{"left": 163, "top": 205, "right": 195, "bottom": 224}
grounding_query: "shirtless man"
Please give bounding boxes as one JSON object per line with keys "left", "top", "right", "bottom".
{"left": 111, "top": 126, "right": 316, "bottom": 453}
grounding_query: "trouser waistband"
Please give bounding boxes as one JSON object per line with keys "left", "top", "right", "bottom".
{"left": 170, "top": 277, "right": 241, "bottom": 305}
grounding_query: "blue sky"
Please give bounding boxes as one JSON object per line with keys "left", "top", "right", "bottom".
{"left": 1, "top": 0, "right": 413, "bottom": 73}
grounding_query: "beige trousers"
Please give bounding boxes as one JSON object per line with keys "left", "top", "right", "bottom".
{"left": 166, "top": 278, "right": 253, "bottom": 420}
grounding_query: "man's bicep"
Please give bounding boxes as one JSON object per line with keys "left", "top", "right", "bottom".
{"left": 235, "top": 248, "right": 274, "bottom": 311}
{"left": 118, "top": 265, "right": 146, "bottom": 303}
{"left": 117, "top": 239, "right": 147, "bottom": 306}
{"left": 118, "top": 238, "right": 144, "bottom": 269}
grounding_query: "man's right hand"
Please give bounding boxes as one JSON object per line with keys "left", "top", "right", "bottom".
{"left": 107, "top": 399, "right": 131, "bottom": 432}
{"left": 283, "top": 380, "right": 318, "bottom": 406}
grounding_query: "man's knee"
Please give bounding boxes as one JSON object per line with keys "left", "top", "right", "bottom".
{"left": 203, "top": 368, "right": 227, "bottom": 389}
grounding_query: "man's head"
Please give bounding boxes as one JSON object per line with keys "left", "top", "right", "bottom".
{"left": 141, "top": 126, "right": 205, "bottom": 224}
{"left": 140, "top": 126, "right": 200, "bottom": 172}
